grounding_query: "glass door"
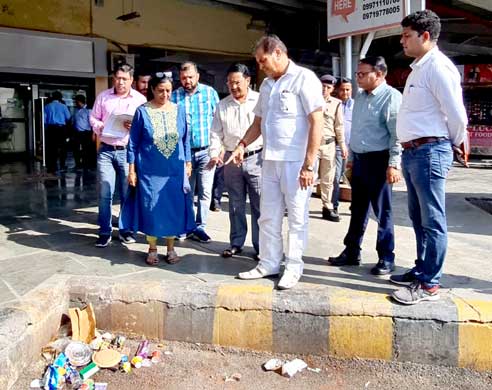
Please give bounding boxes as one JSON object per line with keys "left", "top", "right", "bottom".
{"left": 33, "top": 97, "right": 48, "bottom": 167}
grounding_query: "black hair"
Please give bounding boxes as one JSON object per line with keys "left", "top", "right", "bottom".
{"left": 338, "top": 77, "right": 352, "bottom": 85}
{"left": 74, "top": 94, "right": 86, "bottom": 104}
{"left": 113, "top": 63, "right": 134, "bottom": 77}
{"left": 180, "top": 62, "right": 198, "bottom": 73}
{"left": 360, "top": 56, "right": 388, "bottom": 76}
{"left": 52, "top": 91, "right": 63, "bottom": 101}
{"left": 135, "top": 71, "right": 152, "bottom": 80}
{"left": 147, "top": 74, "right": 173, "bottom": 101}
{"left": 401, "top": 10, "right": 441, "bottom": 41}
{"left": 227, "top": 63, "right": 250, "bottom": 78}
{"left": 254, "top": 34, "right": 288, "bottom": 55}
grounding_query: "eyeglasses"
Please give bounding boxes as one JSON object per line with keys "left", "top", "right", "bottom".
{"left": 355, "top": 71, "right": 373, "bottom": 78}
{"left": 155, "top": 71, "right": 173, "bottom": 79}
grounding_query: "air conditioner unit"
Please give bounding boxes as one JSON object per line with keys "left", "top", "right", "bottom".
{"left": 110, "top": 52, "right": 135, "bottom": 71}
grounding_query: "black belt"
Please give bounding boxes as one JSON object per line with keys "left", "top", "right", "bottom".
{"left": 401, "top": 137, "right": 447, "bottom": 150}
{"left": 191, "top": 146, "right": 208, "bottom": 152}
{"left": 101, "top": 142, "right": 126, "bottom": 150}
{"left": 243, "top": 148, "right": 263, "bottom": 158}
{"left": 323, "top": 137, "right": 336, "bottom": 145}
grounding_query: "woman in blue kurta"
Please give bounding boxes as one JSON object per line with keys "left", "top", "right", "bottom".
{"left": 122, "top": 74, "right": 194, "bottom": 265}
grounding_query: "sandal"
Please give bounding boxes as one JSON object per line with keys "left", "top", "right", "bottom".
{"left": 221, "top": 246, "right": 242, "bottom": 258}
{"left": 146, "top": 248, "right": 159, "bottom": 266}
{"left": 166, "top": 250, "right": 181, "bottom": 264}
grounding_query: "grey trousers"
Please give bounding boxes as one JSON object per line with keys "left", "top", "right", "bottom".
{"left": 223, "top": 151, "right": 262, "bottom": 253}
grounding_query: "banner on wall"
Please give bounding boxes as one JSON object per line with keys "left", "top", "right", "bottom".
{"left": 328, "top": 0, "right": 407, "bottom": 40}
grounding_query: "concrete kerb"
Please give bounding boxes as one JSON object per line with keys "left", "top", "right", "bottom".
{"left": 2, "top": 274, "right": 492, "bottom": 388}
{"left": 0, "top": 274, "right": 70, "bottom": 389}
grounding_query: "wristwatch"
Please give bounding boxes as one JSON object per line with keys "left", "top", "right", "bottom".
{"left": 304, "top": 164, "right": 314, "bottom": 172}
{"left": 389, "top": 163, "right": 401, "bottom": 170}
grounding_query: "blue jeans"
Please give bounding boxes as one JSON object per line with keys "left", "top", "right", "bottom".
{"left": 190, "top": 148, "right": 215, "bottom": 231}
{"left": 224, "top": 151, "right": 262, "bottom": 253}
{"left": 332, "top": 147, "right": 344, "bottom": 210}
{"left": 97, "top": 145, "right": 130, "bottom": 235}
{"left": 343, "top": 151, "right": 395, "bottom": 263}
{"left": 402, "top": 140, "right": 453, "bottom": 287}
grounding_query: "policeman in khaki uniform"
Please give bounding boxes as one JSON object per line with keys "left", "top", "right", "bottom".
{"left": 318, "top": 74, "right": 347, "bottom": 222}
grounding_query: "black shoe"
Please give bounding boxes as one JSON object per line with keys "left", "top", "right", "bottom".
{"left": 370, "top": 260, "right": 395, "bottom": 276}
{"left": 192, "top": 229, "right": 211, "bottom": 243}
{"left": 210, "top": 201, "right": 221, "bottom": 212}
{"left": 322, "top": 207, "right": 340, "bottom": 222}
{"left": 119, "top": 231, "right": 136, "bottom": 244}
{"left": 328, "top": 251, "right": 361, "bottom": 266}
{"left": 95, "top": 234, "right": 112, "bottom": 248}
{"left": 390, "top": 271, "right": 417, "bottom": 286}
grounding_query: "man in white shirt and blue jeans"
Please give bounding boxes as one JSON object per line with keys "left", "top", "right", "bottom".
{"left": 391, "top": 10, "right": 468, "bottom": 305}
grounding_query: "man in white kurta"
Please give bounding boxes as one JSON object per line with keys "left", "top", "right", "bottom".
{"left": 226, "top": 35, "right": 324, "bottom": 289}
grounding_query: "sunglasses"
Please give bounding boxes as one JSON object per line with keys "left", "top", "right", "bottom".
{"left": 155, "top": 71, "right": 173, "bottom": 78}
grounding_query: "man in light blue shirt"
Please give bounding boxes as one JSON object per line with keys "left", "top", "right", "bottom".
{"left": 44, "top": 90, "right": 71, "bottom": 173}
{"left": 72, "top": 94, "right": 94, "bottom": 171}
{"left": 328, "top": 56, "right": 402, "bottom": 276}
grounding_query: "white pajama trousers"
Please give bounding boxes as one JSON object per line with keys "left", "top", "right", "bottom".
{"left": 257, "top": 160, "right": 313, "bottom": 276}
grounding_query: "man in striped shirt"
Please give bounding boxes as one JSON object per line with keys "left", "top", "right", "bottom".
{"left": 171, "top": 62, "right": 220, "bottom": 242}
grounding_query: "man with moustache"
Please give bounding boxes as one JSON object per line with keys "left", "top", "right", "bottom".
{"left": 328, "top": 56, "right": 402, "bottom": 276}
{"left": 391, "top": 10, "right": 468, "bottom": 305}
{"left": 90, "top": 63, "right": 146, "bottom": 247}
{"left": 208, "top": 63, "right": 262, "bottom": 260}
{"left": 226, "top": 35, "right": 324, "bottom": 289}
{"left": 172, "top": 62, "right": 219, "bottom": 243}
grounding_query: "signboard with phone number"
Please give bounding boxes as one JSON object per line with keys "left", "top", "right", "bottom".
{"left": 328, "top": 0, "right": 407, "bottom": 40}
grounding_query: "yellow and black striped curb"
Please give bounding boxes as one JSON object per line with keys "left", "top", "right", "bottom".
{"left": 70, "top": 276, "right": 492, "bottom": 371}
{"left": 1, "top": 275, "right": 492, "bottom": 389}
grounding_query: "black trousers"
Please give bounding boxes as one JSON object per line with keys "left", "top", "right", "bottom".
{"left": 45, "top": 125, "right": 68, "bottom": 173}
{"left": 73, "top": 131, "right": 96, "bottom": 169}
{"left": 343, "top": 150, "right": 395, "bottom": 263}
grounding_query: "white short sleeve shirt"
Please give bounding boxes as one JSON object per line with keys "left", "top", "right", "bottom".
{"left": 254, "top": 61, "right": 325, "bottom": 161}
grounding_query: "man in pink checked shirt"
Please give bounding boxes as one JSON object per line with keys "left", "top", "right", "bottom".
{"left": 90, "top": 63, "right": 146, "bottom": 248}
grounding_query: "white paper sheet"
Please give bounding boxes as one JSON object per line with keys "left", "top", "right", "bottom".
{"left": 102, "top": 113, "right": 133, "bottom": 138}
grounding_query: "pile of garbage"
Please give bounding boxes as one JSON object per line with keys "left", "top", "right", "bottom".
{"left": 29, "top": 304, "right": 165, "bottom": 389}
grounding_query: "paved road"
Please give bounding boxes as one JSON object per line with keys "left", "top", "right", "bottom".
{"left": 0, "top": 162, "right": 491, "bottom": 306}
{"left": 14, "top": 340, "right": 492, "bottom": 389}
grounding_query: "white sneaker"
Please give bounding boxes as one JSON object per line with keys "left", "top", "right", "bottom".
{"left": 277, "top": 270, "right": 301, "bottom": 290}
{"left": 238, "top": 266, "right": 278, "bottom": 280}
